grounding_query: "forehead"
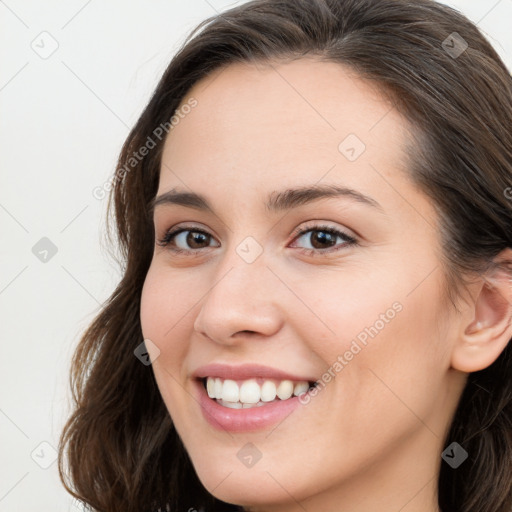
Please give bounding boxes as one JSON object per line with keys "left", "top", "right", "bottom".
{"left": 159, "top": 58, "right": 415, "bottom": 209}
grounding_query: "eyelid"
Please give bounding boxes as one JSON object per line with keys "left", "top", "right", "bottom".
{"left": 289, "top": 220, "right": 356, "bottom": 240}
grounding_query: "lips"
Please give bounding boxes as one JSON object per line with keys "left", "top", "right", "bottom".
{"left": 192, "top": 362, "right": 318, "bottom": 383}
{"left": 191, "top": 363, "right": 319, "bottom": 432}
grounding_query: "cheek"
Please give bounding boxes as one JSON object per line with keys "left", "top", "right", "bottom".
{"left": 335, "top": 274, "right": 449, "bottom": 429}
{"left": 305, "top": 262, "right": 448, "bottom": 418}
{"left": 140, "top": 268, "right": 166, "bottom": 343}
{"left": 140, "top": 266, "right": 194, "bottom": 422}
{"left": 287, "top": 266, "right": 406, "bottom": 364}
{"left": 140, "top": 263, "right": 195, "bottom": 336}
{"left": 140, "top": 265, "right": 194, "bottom": 373}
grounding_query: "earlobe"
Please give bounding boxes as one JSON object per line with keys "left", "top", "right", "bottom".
{"left": 451, "top": 250, "right": 512, "bottom": 373}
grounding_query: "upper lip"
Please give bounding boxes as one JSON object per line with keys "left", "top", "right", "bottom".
{"left": 192, "top": 363, "right": 317, "bottom": 383}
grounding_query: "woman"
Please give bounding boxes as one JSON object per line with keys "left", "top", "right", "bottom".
{"left": 58, "top": 1, "right": 512, "bottom": 511}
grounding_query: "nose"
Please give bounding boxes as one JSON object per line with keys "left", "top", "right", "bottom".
{"left": 193, "top": 249, "right": 284, "bottom": 346}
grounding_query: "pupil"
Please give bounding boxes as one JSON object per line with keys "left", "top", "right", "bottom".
{"left": 311, "top": 231, "right": 334, "bottom": 249}
{"left": 188, "top": 232, "right": 208, "bottom": 248}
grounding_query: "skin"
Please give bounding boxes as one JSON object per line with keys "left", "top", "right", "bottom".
{"left": 139, "top": 58, "right": 511, "bottom": 512}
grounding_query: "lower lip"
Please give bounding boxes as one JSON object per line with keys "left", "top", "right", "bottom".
{"left": 194, "top": 379, "right": 306, "bottom": 432}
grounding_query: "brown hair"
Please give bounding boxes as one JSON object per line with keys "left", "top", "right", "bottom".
{"left": 58, "top": 1, "right": 512, "bottom": 511}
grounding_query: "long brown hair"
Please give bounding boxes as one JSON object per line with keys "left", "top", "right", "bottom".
{"left": 58, "top": 1, "right": 512, "bottom": 511}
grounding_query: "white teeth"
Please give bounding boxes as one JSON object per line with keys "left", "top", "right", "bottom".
{"left": 206, "top": 377, "right": 215, "bottom": 398}
{"left": 218, "top": 399, "right": 242, "bottom": 409}
{"left": 214, "top": 378, "right": 223, "bottom": 399}
{"left": 276, "top": 380, "right": 294, "bottom": 400}
{"left": 293, "top": 381, "right": 309, "bottom": 396}
{"left": 239, "top": 379, "right": 261, "bottom": 404}
{"left": 222, "top": 379, "right": 239, "bottom": 402}
{"left": 205, "top": 376, "right": 312, "bottom": 406}
{"left": 260, "top": 381, "right": 277, "bottom": 402}
{"left": 242, "top": 401, "right": 266, "bottom": 408}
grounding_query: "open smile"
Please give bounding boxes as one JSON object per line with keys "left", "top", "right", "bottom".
{"left": 192, "top": 363, "right": 318, "bottom": 432}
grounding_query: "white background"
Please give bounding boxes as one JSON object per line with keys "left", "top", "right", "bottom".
{"left": 1, "top": 1, "right": 511, "bottom": 510}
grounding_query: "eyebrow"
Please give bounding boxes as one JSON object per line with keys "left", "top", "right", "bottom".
{"left": 149, "top": 184, "right": 383, "bottom": 215}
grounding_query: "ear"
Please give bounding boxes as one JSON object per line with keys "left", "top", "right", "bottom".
{"left": 451, "top": 249, "right": 512, "bottom": 373}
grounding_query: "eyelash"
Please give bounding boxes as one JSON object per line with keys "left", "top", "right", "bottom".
{"left": 156, "top": 223, "right": 358, "bottom": 258}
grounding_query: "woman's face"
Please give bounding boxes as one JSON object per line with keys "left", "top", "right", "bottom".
{"left": 140, "top": 59, "right": 467, "bottom": 509}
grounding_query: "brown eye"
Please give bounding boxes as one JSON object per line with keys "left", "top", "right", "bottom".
{"left": 185, "top": 231, "right": 211, "bottom": 249}
{"left": 308, "top": 230, "right": 337, "bottom": 249}
{"left": 158, "top": 228, "right": 219, "bottom": 252}
{"left": 289, "top": 224, "right": 358, "bottom": 256}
